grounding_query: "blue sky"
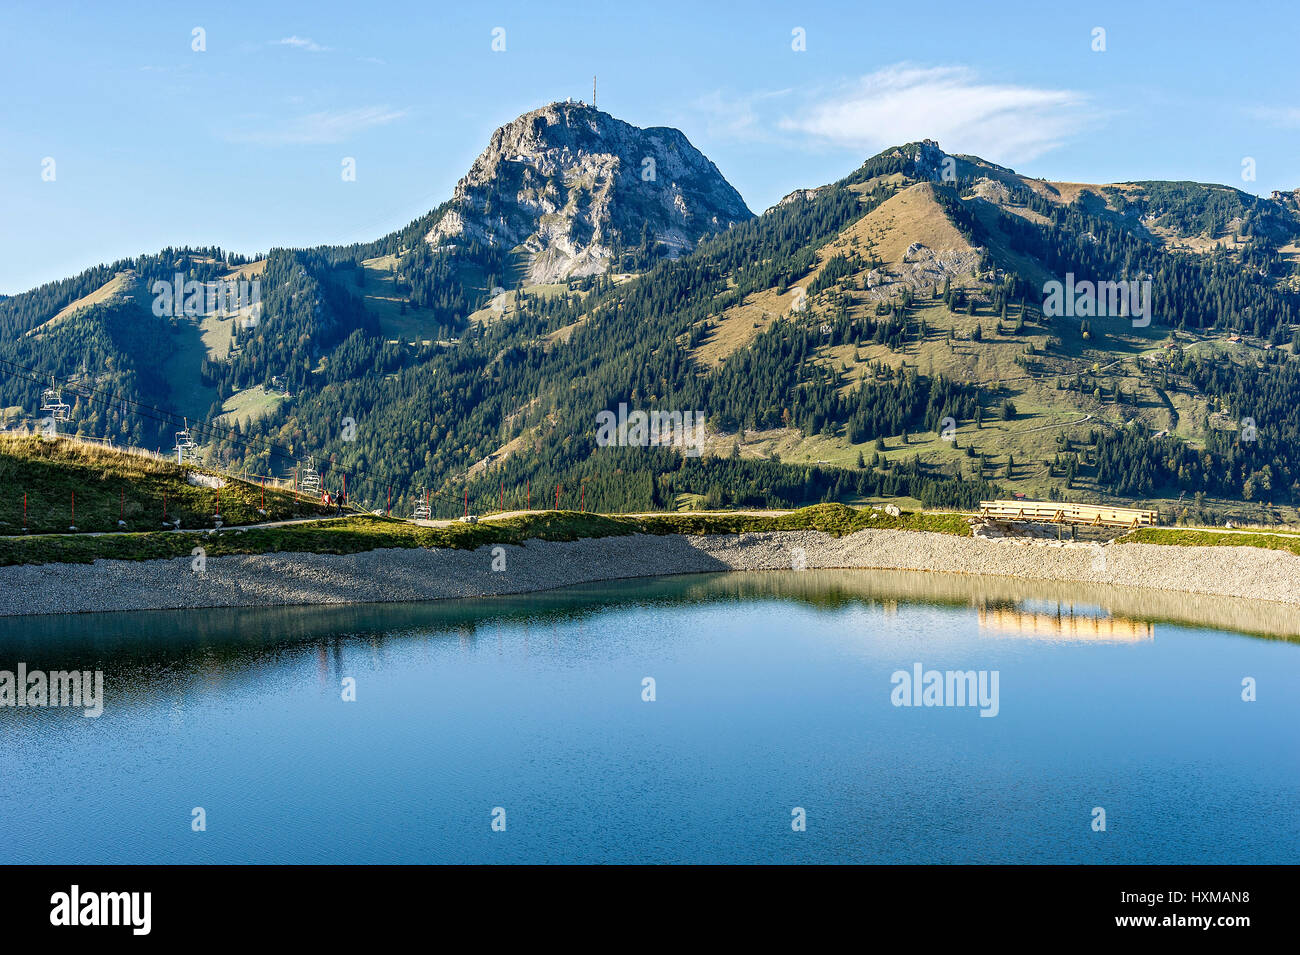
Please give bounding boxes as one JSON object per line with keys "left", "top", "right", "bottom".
{"left": 2, "top": 0, "right": 1298, "bottom": 293}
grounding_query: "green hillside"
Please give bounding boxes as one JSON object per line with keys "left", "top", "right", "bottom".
{"left": 3, "top": 131, "right": 1300, "bottom": 527}
{"left": 0, "top": 435, "right": 330, "bottom": 535}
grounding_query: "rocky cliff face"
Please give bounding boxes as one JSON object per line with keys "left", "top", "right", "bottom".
{"left": 426, "top": 101, "right": 752, "bottom": 283}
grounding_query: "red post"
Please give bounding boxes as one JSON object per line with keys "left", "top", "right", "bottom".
{"left": 463, "top": 487, "right": 468, "bottom": 517}
{"left": 555, "top": 484, "right": 560, "bottom": 510}
{"left": 386, "top": 486, "right": 391, "bottom": 516}
{"left": 527, "top": 479, "right": 530, "bottom": 510}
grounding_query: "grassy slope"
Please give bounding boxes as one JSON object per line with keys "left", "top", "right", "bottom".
{"left": 0, "top": 436, "right": 330, "bottom": 535}
{"left": 684, "top": 176, "right": 1290, "bottom": 523}
{"left": 466, "top": 283, "right": 572, "bottom": 327}
{"left": 146, "top": 260, "right": 265, "bottom": 422}
{"left": 1126, "top": 527, "right": 1300, "bottom": 557}
{"left": 24, "top": 270, "right": 135, "bottom": 336}
{"left": 0, "top": 502, "right": 970, "bottom": 566}
{"left": 215, "top": 384, "right": 284, "bottom": 428}
{"left": 346, "top": 255, "right": 451, "bottom": 342}
{"left": 158, "top": 315, "right": 220, "bottom": 422}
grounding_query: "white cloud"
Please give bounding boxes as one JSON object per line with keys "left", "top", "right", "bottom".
{"left": 1248, "top": 105, "right": 1300, "bottom": 129}
{"left": 691, "top": 89, "right": 792, "bottom": 142}
{"left": 224, "top": 106, "right": 408, "bottom": 145}
{"left": 779, "top": 64, "right": 1096, "bottom": 165}
{"left": 276, "top": 36, "right": 330, "bottom": 53}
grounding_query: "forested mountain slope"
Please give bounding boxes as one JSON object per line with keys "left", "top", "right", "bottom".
{"left": 4, "top": 116, "right": 1299, "bottom": 524}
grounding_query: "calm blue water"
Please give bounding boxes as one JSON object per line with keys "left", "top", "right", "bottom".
{"left": 0, "top": 570, "right": 1296, "bottom": 864}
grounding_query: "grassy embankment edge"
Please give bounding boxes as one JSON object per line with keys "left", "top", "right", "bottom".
{"left": 0, "top": 503, "right": 971, "bottom": 567}
{"left": 1123, "top": 527, "right": 1300, "bottom": 558}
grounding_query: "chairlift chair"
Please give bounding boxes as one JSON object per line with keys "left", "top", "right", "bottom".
{"left": 40, "top": 379, "right": 70, "bottom": 422}
{"left": 413, "top": 487, "right": 431, "bottom": 521}
{"left": 299, "top": 456, "right": 322, "bottom": 496}
{"left": 174, "top": 418, "right": 198, "bottom": 464}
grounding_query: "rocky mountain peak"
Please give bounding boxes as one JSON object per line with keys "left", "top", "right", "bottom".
{"left": 426, "top": 101, "right": 752, "bottom": 283}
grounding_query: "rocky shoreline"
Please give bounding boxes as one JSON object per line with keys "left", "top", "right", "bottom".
{"left": 1, "top": 528, "right": 1297, "bottom": 618}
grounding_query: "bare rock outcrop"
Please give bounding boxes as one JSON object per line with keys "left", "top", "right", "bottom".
{"left": 426, "top": 101, "right": 752, "bottom": 283}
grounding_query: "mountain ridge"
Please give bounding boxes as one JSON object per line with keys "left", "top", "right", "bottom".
{"left": 3, "top": 116, "right": 1300, "bottom": 524}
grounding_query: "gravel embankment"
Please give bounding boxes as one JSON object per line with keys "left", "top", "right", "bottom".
{"left": 1, "top": 529, "right": 1298, "bottom": 617}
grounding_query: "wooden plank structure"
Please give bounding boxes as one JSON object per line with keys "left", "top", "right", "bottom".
{"left": 978, "top": 499, "right": 1158, "bottom": 529}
